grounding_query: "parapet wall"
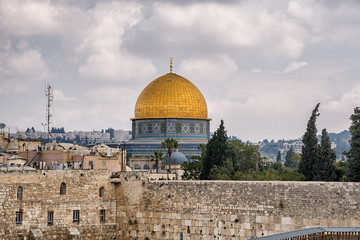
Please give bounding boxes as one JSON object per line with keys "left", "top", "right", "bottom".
{"left": 117, "top": 179, "right": 360, "bottom": 239}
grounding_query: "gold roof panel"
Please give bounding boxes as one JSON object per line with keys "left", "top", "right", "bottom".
{"left": 133, "top": 73, "right": 210, "bottom": 120}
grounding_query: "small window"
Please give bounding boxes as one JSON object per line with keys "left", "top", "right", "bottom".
{"left": 16, "top": 211, "right": 22, "bottom": 225}
{"left": 100, "top": 209, "right": 105, "bottom": 223}
{"left": 143, "top": 165, "right": 149, "bottom": 170}
{"left": 48, "top": 211, "right": 54, "bottom": 225}
{"left": 17, "top": 186, "right": 23, "bottom": 199}
{"left": 99, "top": 187, "right": 104, "bottom": 197}
{"left": 102, "top": 160, "right": 106, "bottom": 167}
{"left": 73, "top": 210, "right": 79, "bottom": 223}
{"left": 60, "top": 182, "right": 66, "bottom": 195}
{"left": 89, "top": 160, "right": 93, "bottom": 169}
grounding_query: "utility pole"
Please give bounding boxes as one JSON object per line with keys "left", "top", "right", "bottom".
{"left": 45, "top": 83, "right": 53, "bottom": 142}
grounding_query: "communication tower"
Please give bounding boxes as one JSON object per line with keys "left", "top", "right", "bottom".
{"left": 45, "top": 83, "right": 53, "bottom": 141}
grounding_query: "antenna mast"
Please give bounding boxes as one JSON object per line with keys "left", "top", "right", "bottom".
{"left": 45, "top": 83, "right": 53, "bottom": 142}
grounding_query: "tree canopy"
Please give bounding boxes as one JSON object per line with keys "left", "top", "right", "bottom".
{"left": 200, "top": 120, "right": 228, "bottom": 180}
{"left": 313, "top": 128, "right": 336, "bottom": 181}
{"left": 299, "top": 103, "right": 320, "bottom": 180}
{"left": 161, "top": 138, "right": 179, "bottom": 167}
{"left": 347, "top": 107, "right": 360, "bottom": 181}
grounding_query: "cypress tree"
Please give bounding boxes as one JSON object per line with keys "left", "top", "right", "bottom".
{"left": 284, "top": 146, "right": 296, "bottom": 168}
{"left": 276, "top": 150, "right": 281, "bottom": 163}
{"left": 299, "top": 103, "right": 320, "bottom": 180}
{"left": 200, "top": 120, "right": 228, "bottom": 180}
{"left": 314, "top": 128, "right": 336, "bottom": 181}
{"left": 347, "top": 107, "right": 360, "bottom": 181}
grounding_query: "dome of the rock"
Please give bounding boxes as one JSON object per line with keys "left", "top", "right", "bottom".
{"left": 126, "top": 59, "right": 211, "bottom": 170}
{"left": 133, "top": 73, "right": 209, "bottom": 120}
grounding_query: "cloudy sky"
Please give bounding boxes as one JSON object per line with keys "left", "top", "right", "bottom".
{"left": 1, "top": 0, "right": 360, "bottom": 141}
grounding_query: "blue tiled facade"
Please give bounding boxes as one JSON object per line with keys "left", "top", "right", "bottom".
{"left": 126, "top": 118, "right": 210, "bottom": 161}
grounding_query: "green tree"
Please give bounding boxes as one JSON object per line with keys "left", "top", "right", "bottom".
{"left": 313, "top": 128, "right": 336, "bottom": 181}
{"left": 299, "top": 103, "right": 320, "bottom": 180}
{"left": 228, "top": 140, "right": 263, "bottom": 174}
{"left": 347, "top": 107, "right": 360, "bottom": 181}
{"left": 272, "top": 150, "right": 283, "bottom": 172}
{"left": 200, "top": 120, "right": 228, "bottom": 180}
{"left": 284, "top": 147, "right": 297, "bottom": 168}
{"left": 152, "top": 150, "right": 163, "bottom": 173}
{"left": 181, "top": 159, "right": 202, "bottom": 180}
{"left": 74, "top": 134, "right": 81, "bottom": 144}
{"left": 276, "top": 150, "right": 281, "bottom": 163}
{"left": 161, "top": 138, "right": 179, "bottom": 172}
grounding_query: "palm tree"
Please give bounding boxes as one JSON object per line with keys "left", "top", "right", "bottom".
{"left": 152, "top": 150, "right": 163, "bottom": 173}
{"left": 161, "top": 138, "right": 179, "bottom": 172}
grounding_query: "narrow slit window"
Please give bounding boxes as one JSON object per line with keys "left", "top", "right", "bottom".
{"left": 73, "top": 210, "right": 79, "bottom": 223}
{"left": 60, "top": 182, "right": 66, "bottom": 195}
{"left": 100, "top": 209, "right": 105, "bottom": 223}
{"left": 17, "top": 186, "right": 23, "bottom": 199}
{"left": 99, "top": 187, "right": 104, "bottom": 197}
{"left": 48, "top": 211, "right": 54, "bottom": 225}
{"left": 16, "top": 211, "right": 22, "bottom": 225}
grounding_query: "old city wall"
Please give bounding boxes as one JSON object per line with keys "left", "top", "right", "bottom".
{"left": 116, "top": 177, "right": 360, "bottom": 240}
{"left": 1, "top": 171, "right": 360, "bottom": 239}
{"left": 0, "top": 170, "right": 117, "bottom": 239}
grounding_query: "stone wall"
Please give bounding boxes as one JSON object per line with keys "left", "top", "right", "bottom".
{"left": 0, "top": 170, "right": 117, "bottom": 239}
{"left": 1, "top": 170, "right": 360, "bottom": 239}
{"left": 116, "top": 178, "right": 360, "bottom": 239}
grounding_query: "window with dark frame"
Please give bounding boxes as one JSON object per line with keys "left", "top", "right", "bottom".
{"left": 17, "top": 186, "right": 23, "bottom": 199}
{"left": 99, "top": 187, "right": 104, "bottom": 197}
{"left": 60, "top": 182, "right": 66, "bottom": 195}
{"left": 48, "top": 211, "right": 54, "bottom": 225}
{"left": 16, "top": 211, "right": 22, "bottom": 224}
{"left": 100, "top": 209, "right": 105, "bottom": 223}
{"left": 73, "top": 210, "right": 79, "bottom": 223}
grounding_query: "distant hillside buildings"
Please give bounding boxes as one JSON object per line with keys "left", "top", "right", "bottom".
{"left": 11, "top": 129, "right": 131, "bottom": 145}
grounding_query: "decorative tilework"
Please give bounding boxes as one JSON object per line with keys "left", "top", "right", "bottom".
{"left": 195, "top": 123, "right": 200, "bottom": 134}
{"left": 176, "top": 123, "right": 181, "bottom": 133}
{"left": 148, "top": 124, "right": 153, "bottom": 134}
{"left": 142, "top": 124, "right": 147, "bottom": 134}
{"left": 190, "top": 123, "right": 195, "bottom": 133}
{"left": 138, "top": 123, "right": 142, "bottom": 134}
{"left": 161, "top": 123, "right": 166, "bottom": 134}
{"left": 153, "top": 123, "right": 160, "bottom": 134}
{"left": 200, "top": 124, "right": 203, "bottom": 134}
{"left": 182, "top": 123, "right": 190, "bottom": 134}
{"left": 168, "top": 123, "right": 175, "bottom": 133}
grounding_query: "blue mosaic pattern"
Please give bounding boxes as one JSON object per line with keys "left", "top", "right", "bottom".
{"left": 133, "top": 118, "right": 210, "bottom": 139}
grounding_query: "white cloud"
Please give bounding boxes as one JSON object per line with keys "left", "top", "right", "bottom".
{"left": 1, "top": 0, "right": 360, "bottom": 141}
{"left": 179, "top": 55, "right": 238, "bottom": 82}
{"left": 0, "top": 42, "right": 50, "bottom": 94}
{"left": 323, "top": 84, "right": 360, "bottom": 112}
{"left": 76, "top": 1, "right": 156, "bottom": 82}
{"left": 0, "top": 0, "right": 60, "bottom": 36}
{"left": 283, "top": 61, "right": 308, "bottom": 73}
{"left": 53, "top": 90, "right": 75, "bottom": 102}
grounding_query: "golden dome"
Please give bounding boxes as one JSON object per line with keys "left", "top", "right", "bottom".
{"left": 133, "top": 73, "right": 210, "bottom": 120}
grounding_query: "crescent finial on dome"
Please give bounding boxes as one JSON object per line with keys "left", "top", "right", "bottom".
{"left": 170, "top": 57, "right": 173, "bottom": 73}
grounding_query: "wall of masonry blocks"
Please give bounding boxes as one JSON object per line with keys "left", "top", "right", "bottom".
{"left": 0, "top": 170, "right": 117, "bottom": 239}
{"left": 2, "top": 170, "right": 360, "bottom": 239}
{"left": 116, "top": 177, "right": 360, "bottom": 239}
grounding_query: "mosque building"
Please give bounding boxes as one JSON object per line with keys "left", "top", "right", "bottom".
{"left": 126, "top": 58, "right": 211, "bottom": 170}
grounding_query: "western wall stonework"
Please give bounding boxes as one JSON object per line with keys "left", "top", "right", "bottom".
{"left": 1, "top": 171, "right": 360, "bottom": 239}
{"left": 117, "top": 177, "right": 360, "bottom": 239}
{"left": 0, "top": 170, "right": 117, "bottom": 239}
